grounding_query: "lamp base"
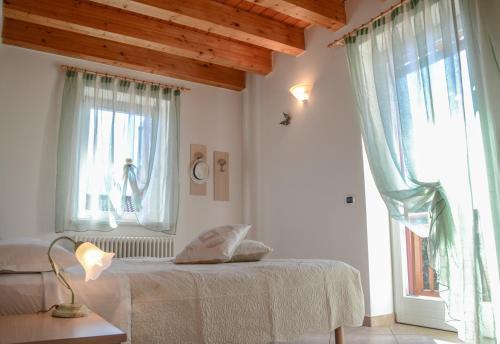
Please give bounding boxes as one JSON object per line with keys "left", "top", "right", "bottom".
{"left": 52, "top": 303, "right": 90, "bottom": 318}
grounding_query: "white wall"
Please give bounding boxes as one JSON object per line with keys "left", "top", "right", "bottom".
{"left": 243, "top": 0, "right": 400, "bottom": 316}
{"left": 0, "top": 44, "right": 243, "bottom": 252}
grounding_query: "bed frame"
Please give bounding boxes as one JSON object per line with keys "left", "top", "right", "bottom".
{"left": 334, "top": 327, "right": 344, "bottom": 344}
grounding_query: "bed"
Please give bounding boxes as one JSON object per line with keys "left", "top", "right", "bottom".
{"left": 0, "top": 258, "right": 364, "bottom": 344}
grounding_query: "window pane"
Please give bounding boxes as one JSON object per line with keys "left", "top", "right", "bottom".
{"left": 79, "top": 107, "right": 147, "bottom": 219}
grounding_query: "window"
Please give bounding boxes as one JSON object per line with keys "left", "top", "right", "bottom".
{"left": 55, "top": 72, "right": 180, "bottom": 233}
{"left": 78, "top": 105, "right": 156, "bottom": 224}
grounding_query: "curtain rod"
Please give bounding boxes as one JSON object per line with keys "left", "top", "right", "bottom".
{"left": 327, "top": 0, "right": 408, "bottom": 48}
{"left": 61, "top": 65, "right": 191, "bottom": 92}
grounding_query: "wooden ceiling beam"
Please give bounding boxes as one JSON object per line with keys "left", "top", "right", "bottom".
{"left": 3, "top": 0, "right": 272, "bottom": 75}
{"left": 1, "top": 18, "right": 246, "bottom": 91}
{"left": 89, "top": 0, "right": 305, "bottom": 55}
{"left": 247, "top": 0, "right": 346, "bottom": 30}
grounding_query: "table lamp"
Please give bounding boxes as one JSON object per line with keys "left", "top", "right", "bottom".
{"left": 48, "top": 236, "right": 115, "bottom": 318}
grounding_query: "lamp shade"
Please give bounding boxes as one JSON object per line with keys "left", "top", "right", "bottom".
{"left": 289, "top": 84, "right": 312, "bottom": 102}
{"left": 75, "top": 242, "right": 115, "bottom": 281}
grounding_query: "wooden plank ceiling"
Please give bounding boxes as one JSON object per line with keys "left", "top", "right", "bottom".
{"left": 2, "top": 0, "right": 346, "bottom": 91}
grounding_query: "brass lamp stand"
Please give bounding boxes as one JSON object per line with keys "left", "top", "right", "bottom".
{"left": 48, "top": 236, "right": 90, "bottom": 318}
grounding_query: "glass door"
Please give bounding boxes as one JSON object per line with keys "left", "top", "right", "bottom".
{"left": 391, "top": 219, "right": 456, "bottom": 331}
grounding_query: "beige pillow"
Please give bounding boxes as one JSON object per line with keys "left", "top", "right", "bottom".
{"left": 174, "top": 224, "right": 251, "bottom": 264}
{"left": 229, "top": 240, "right": 273, "bottom": 262}
{"left": 0, "top": 238, "right": 78, "bottom": 273}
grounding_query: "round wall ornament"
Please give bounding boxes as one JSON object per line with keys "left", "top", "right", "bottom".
{"left": 190, "top": 158, "right": 209, "bottom": 184}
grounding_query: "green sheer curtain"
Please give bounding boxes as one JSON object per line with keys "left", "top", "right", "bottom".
{"left": 55, "top": 71, "right": 180, "bottom": 233}
{"left": 460, "top": 0, "right": 500, "bottom": 341}
{"left": 345, "top": 0, "right": 498, "bottom": 342}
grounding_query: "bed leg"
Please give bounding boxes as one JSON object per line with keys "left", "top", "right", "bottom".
{"left": 334, "top": 326, "right": 344, "bottom": 344}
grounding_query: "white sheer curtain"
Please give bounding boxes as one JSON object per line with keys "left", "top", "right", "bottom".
{"left": 55, "top": 71, "right": 180, "bottom": 233}
{"left": 460, "top": 0, "right": 500, "bottom": 341}
{"left": 344, "top": 0, "right": 497, "bottom": 342}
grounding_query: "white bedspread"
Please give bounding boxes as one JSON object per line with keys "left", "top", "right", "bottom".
{"left": 51, "top": 259, "right": 364, "bottom": 344}
{"left": 0, "top": 273, "right": 44, "bottom": 315}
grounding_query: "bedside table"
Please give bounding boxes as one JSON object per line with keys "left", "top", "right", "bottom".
{"left": 0, "top": 312, "right": 127, "bottom": 344}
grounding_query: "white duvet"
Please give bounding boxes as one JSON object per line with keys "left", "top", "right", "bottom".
{"left": 47, "top": 258, "right": 364, "bottom": 344}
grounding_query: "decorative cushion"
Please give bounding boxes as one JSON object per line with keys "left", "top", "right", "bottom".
{"left": 174, "top": 225, "right": 251, "bottom": 264}
{"left": 229, "top": 240, "right": 273, "bottom": 262}
{"left": 0, "top": 238, "right": 78, "bottom": 273}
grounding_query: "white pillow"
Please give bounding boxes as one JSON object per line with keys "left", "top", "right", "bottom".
{"left": 0, "top": 238, "right": 78, "bottom": 273}
{"left": 174, "top": 224, "right": 251, "bottom": 264}
{"left": 229, "top": 240, "right": 273, "bottom": 262}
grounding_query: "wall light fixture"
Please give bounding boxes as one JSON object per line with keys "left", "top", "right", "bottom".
{"left": 289, "top": 83, "right": 312, "bottom": 102}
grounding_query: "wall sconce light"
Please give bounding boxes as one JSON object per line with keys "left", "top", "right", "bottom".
{"left": 289, "top": 83, "right": 312, "bottom": 102}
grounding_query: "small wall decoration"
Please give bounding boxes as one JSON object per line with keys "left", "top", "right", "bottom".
{"left": 217, "top": 158, "right": 227, "bottom": 172}
{"left": 214, "top": 151, "right": 229, "bottom": 201}
{"left": 280, "top": 112, "right": 291, "bottom": 126}
{"left": 191, "top": 156, "right": 209, "bottom": 184}
{"left": 190, "top": 144, "right": 208, "bottom": 196}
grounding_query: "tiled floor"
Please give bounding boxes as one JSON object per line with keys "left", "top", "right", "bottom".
{"left": 290, "top": 323, "right": 461, "bottom": 344}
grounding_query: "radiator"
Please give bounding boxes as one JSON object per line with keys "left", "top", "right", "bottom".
{"left": 74, "top": 236, "right": 174, "bottom": 258}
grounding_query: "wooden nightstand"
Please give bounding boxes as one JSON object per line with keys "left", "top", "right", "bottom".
{"left": 0, "top": 312, "right": 126, "bottom": 344}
